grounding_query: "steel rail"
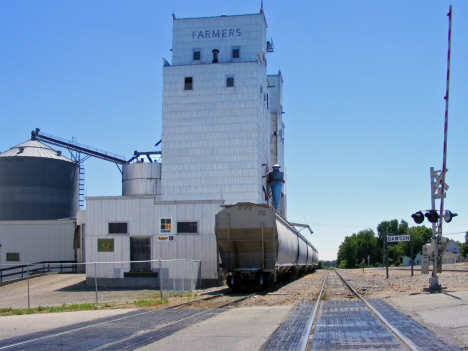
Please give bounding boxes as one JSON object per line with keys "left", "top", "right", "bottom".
{"left": 0, "top": 288, "right": 255, "bottom": 351}
{"left": 91, "top": 293, "right": 255, "bottom": 351}
{"left": 297, "top": 271, "right": 329, "bottom": 351}
{"left": 0, "top": 291, "right": 231, "bottom": 351}
{"left": 334, "top": 269, "right": 419, "bottom": 351}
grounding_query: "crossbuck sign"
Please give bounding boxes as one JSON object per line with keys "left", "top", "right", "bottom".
{"left": 387, "top": 235, "right": 411, "bottom": 243}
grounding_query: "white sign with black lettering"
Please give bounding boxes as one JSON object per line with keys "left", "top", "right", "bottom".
{"left": 387, "top": 235, "right": 411, "bottom": 242}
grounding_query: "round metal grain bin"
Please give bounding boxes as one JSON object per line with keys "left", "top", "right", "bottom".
{"left": 0, "top": 140, "right": 79, "bottom": 220}
{"left": 122, "top": 161, "right": 161, "bottom": 196}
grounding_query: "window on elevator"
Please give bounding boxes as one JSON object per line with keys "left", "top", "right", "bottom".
{"left": 193, "top": 49, "right": 200, "bottom": 61}
{"left": 226, "top": 75, "right": 234, "bottom": 88}
{"left": 184, "top": 77, "right": 193, "bottom": 90}
{"left": 212, "top": 49, "right": 219, "bottom": 63}
{"left": 232, "top": 47, "right": 240, "bottom": 59}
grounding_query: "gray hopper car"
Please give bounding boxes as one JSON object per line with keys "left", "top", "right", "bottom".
{"left": 215, "top": 203, "right": 318, "bottom": 290}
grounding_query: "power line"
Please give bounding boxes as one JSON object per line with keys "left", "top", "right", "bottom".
{"left": 443, "top": 231, "right": 467, "bottom": 236}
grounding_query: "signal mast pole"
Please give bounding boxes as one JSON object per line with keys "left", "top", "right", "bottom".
{"left": 437, "top": 5, "right": 452, "bottom": 237}
{"left": 427, "top": 6, "right": 452, "bottom": 290}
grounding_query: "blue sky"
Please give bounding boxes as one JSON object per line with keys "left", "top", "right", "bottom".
{"left": 1, "top": 1, "right": 467, "bottom": 261}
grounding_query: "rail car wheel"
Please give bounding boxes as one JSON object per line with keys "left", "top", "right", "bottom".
{"left": 227, "top": 275, "right": 238, "bottom": 292}
{"left": 262, "top": 274, "right": 274, "bottom": 289}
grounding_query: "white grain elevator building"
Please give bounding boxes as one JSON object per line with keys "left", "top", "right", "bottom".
{"left": 79, "top": 9, "right": 286, "bottom": 287}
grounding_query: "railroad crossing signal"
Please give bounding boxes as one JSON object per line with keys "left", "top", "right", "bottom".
{"left": 443, "top": 210, "right": 457, "bottom": 223}
{"left": 431, "top": 169, "right": 449, "bottom": 199}
{"left": 425, "top": 210, "right": 439, "bottom": 223}
{"left": 411, "top": 211, "right": 424, "bottom": 224}
{"left": 411, "top": 210, "right": 457, "bottom": 224}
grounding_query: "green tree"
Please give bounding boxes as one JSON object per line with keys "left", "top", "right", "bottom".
{"left": 337, "top": 229, "right": 379, "bottom": 268}
{"left": 336, "top": 234, "right": 357, "bottom": 268}
{"left": 396, "top": 226, "right": 432, "bottom": 258}
{"left": 322, "top": 260, "right": 335, "bottom": 267}
{"left": 354, "top": 229, "right": 379, "bottom": 265}
{"left": 460, "top": 232, "right": 468, "bottom": 258}
{"left": 377, "top": 219, "right": 408, "bottom": 265}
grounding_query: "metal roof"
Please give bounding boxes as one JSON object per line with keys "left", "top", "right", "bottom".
{"left": 0, "top": 140, "right": 74, "bottom": 162}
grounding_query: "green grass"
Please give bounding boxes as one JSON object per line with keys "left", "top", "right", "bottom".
{"left": 176, "top": 292, "right": 194, "bottom": 299}
{"left": 0, "top": 303, "right": 100, "bottom": 316}
{"left": 133, "top": 298, "right": 169, "bottom": 307}
{"left": 0, "top": 291, "right": 193, "bottom": 316}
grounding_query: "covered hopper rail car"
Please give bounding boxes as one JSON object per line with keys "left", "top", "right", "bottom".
{"left": 215, "top": 203, "right": 318, "bottom": 290}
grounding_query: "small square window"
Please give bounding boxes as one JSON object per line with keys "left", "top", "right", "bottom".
{"left": 193, "top": 49, "right": 200, "bottom": 61}
{"left": 184, "top": 77, "right": 193, "bottom": 90}
{"left": 109, "top": 222, "right": 128, "bottom": 234}
{"left": 226, "top": 75, "right": 234, "bottom": 88}
{"left": 177, "top": 221, "right": 198, "bottom": 234}
{"left": 6, "top": 253, "right": 20, "bottom": 261}
{"left": 232, "top": 47, "right": 240, "bottom": 59}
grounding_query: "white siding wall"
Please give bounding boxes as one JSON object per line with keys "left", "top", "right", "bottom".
{"left": 161, "top": 61, "right": 270, "bottom": 204}
{"left": 172, "top": 14, "right": 267, "bottom": 66}
{"left": 0, "top": 220, "right": 75, "bottom": 265}
{"left": 83, "top": 197, "right": 223, "bottom": 281}
{"left": 161, "top": 12, "right": 271, "bottom": 205}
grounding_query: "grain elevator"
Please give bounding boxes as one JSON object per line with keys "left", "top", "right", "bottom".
{"left": 79, "top": 9, "right": 286, "bottom": 287}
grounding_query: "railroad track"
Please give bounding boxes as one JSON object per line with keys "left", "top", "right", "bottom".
{"left": 300, "top": 270, "right": 418, "bottom": 351}
{"left": 307, "top": 270, "right": 418, "bottom": 350}
{"left": 0, "top": 290, "right": 253, "bottom": 351}
{"left": 0, "top": 274, "right": 463, "bottom": 350}
{"left": 262, "top": 269, "right": 460, "bottom": 351}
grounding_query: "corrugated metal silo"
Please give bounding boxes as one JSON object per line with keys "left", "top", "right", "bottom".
{"left": 0, "top": 140, "right": 79, "bottom": 220}
{"left": 122, "top": 161, "right": 161, "bottom": 196}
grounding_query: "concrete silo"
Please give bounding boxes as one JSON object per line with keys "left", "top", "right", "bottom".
{"left": 0, "top": 140, "right": 79, "bottom": 220}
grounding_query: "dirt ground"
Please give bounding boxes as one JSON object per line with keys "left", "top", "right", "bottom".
{"left": 2, "top": 264, "right": 467, "bottom": 311}
{"left": 338, "top": 263, "right": 468, "bottom": 299}
{"left": 237, "top": 270, "right": 327, "bottom": 307}
{"left": 236, "top": 263, "right": 468, "bottom": 307}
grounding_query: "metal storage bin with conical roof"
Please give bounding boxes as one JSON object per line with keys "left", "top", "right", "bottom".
{"left": 0, "top": 140, "right": 79, "bottom": 220}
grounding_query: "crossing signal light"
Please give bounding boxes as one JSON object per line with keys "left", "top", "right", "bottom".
{"left": 411, "top": 211, "right": 425, "bottom": 224}
{"left": 425, "top": 210, "right": 440, "bottom": 223}
{"left": 444, "top": 210, "right": 458, "bottom": 223}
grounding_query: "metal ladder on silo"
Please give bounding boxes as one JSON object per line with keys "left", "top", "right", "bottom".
{"left": 79, "top": 165, "right": 85, "bottom": 209}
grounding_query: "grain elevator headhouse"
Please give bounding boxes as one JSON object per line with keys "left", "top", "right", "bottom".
{"left": 161, "top": 10, "right": 285, "bottom": 214}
